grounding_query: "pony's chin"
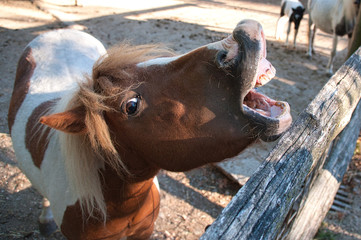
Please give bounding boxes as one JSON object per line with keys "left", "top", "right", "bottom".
{"left": 243, "top": 89, "right": 292, "bottom": 142}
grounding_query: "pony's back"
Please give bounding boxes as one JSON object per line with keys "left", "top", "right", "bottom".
{"left": 8, "top": 29, "right": 106, "bottom": 224}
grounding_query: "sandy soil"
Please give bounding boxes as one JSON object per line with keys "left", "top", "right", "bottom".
{"left": 0, "top": 0, "right": 360, "bottom": 239}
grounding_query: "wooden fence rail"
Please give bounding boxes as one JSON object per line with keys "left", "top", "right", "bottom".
{"left": 201, "top": 47, "right": 361, "bottom": 240}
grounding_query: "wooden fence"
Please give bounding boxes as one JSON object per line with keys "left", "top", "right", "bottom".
{"left": 201, "top": 47, "right": 361, "bottom": 240}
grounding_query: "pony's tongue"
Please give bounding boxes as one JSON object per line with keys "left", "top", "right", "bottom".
{"left": 256, "top": 57, "right": 276, "bottom": 87}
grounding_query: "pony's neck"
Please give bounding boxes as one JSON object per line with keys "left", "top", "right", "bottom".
{"left": 101, "top": 157, "right": 159, "bottom": 204}
{"left": 101, "top": 165, "right": 155, "bottom": 203}
{"left": 61, "top": 165, "right": 160, "bottom": 239}
{"left": 100, "top": 163, "right": 160, "bottom": 237}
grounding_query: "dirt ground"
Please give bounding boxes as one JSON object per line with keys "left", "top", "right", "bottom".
{"left": 0, "top": 0, "right": 360, "bottom": 239}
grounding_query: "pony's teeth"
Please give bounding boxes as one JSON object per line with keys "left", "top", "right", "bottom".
{"left": 256, "top": 74, "right": 269, "bottom": 87}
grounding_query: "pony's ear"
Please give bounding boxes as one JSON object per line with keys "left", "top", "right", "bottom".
{"left": 39, "top": 106, "right": 87, "bottom": 134}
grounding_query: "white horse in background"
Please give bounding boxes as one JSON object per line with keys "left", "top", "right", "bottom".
{"left": 307, "top": 0, "right": 360, "bottom": 74}
{"left": 276, "top": 0, "right": 305, "bottom": 48}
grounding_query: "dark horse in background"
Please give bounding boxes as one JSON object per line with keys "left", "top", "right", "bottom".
{"left": 8, "top": 19, "right": 292, "bottom": 239}
{"left": 276, "top": 0, "right": 305, "bottom": 48}
{"left": 307, "top": 0, "right": 360, "bottom": 74}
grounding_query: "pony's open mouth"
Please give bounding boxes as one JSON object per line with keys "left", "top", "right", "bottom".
{"left": 243, "top": 55, "right": 286, "bottom": 119}
{"left": 220, "top": 19, "right": 292, "bottom": 140}
{"left": 243, "top": 89, "right": 290, "bottom": 120}
{"left": 242, "top": 52, "right": 292, "bottom": 139}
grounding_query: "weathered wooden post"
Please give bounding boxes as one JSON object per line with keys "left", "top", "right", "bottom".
{"left": 347, "top": 6, "right": 361, "bottom": 58}
{"left": 201, "top": 47, "right": 361, "bottom": 240}
{"left": 286, "top": 96, "right": 361, "bottom": 239}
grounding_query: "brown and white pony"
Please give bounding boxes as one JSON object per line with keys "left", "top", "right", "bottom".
{"left": 8, "top": 20, "right": 292, "bottom": 239}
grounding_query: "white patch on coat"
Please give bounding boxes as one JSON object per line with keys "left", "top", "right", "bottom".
{"left": 137, "top": 55, "right": 182, "bottom": 67}
{"left": 11, "top": 29, "right": 106, "bottom": 225}
{"left": 281, "top": 0, "right": 303, "bottom": 17}
{"left": 137, "top": 39, "right": 236, "bottom": 68}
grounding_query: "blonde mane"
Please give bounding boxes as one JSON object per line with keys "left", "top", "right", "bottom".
{"left": 58, "top": 43, "right": 176, "bottom": 221}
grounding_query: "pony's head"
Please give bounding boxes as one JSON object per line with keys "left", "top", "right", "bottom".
{"left": 291, "top": 6, "right": 306, "bottom": 29}
{"left": 41, "top": 19, "right": 292, "bottom": 174}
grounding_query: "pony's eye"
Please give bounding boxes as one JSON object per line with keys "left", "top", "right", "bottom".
{"left": 124, "top": 97, "right": 140, "bottom": 116}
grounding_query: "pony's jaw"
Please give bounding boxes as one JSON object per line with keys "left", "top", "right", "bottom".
{"left": 209, "top": 19, "right": 292, "bottom": 141}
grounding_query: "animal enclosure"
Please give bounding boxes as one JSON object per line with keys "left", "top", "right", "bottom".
{"left": 1, "top": 0, "right": 360, "bottom": 239}
{"left": 201, "top": 47, "right": 361, "bottom": 239}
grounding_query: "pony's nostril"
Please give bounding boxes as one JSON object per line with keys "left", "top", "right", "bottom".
{"left": 216, "top": 50, "right": 229, "bottom": 68}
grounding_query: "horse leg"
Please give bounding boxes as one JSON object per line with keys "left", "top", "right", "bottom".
{"left": 347, "top": 33, "right": 353, "bottom": 51}
{"left": 38, "top": 198, "right": 58, "bottom": 236}
{"left": 293, "top": 28, "right": 299, "bottom": 48}
{"left": 306, "top": 17, "right": 315, "bottom": 57}
{"left": 285, "top": 20, "right": 291, "bottom": 46}
{"left": 327, "top": 34, "right": 338, "bottom": 75}
{"left": 293, "top": 20, "right": 300, "bottom": 48}
{"left": 311, "top": 25, "right": 317, "bottom": 54}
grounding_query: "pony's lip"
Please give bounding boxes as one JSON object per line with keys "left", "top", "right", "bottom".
{"left": 255, "top": 58, "right": 276, "bottom": 87}
{"left": 255, "top": 30, "right": 275, "bottom": 87}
